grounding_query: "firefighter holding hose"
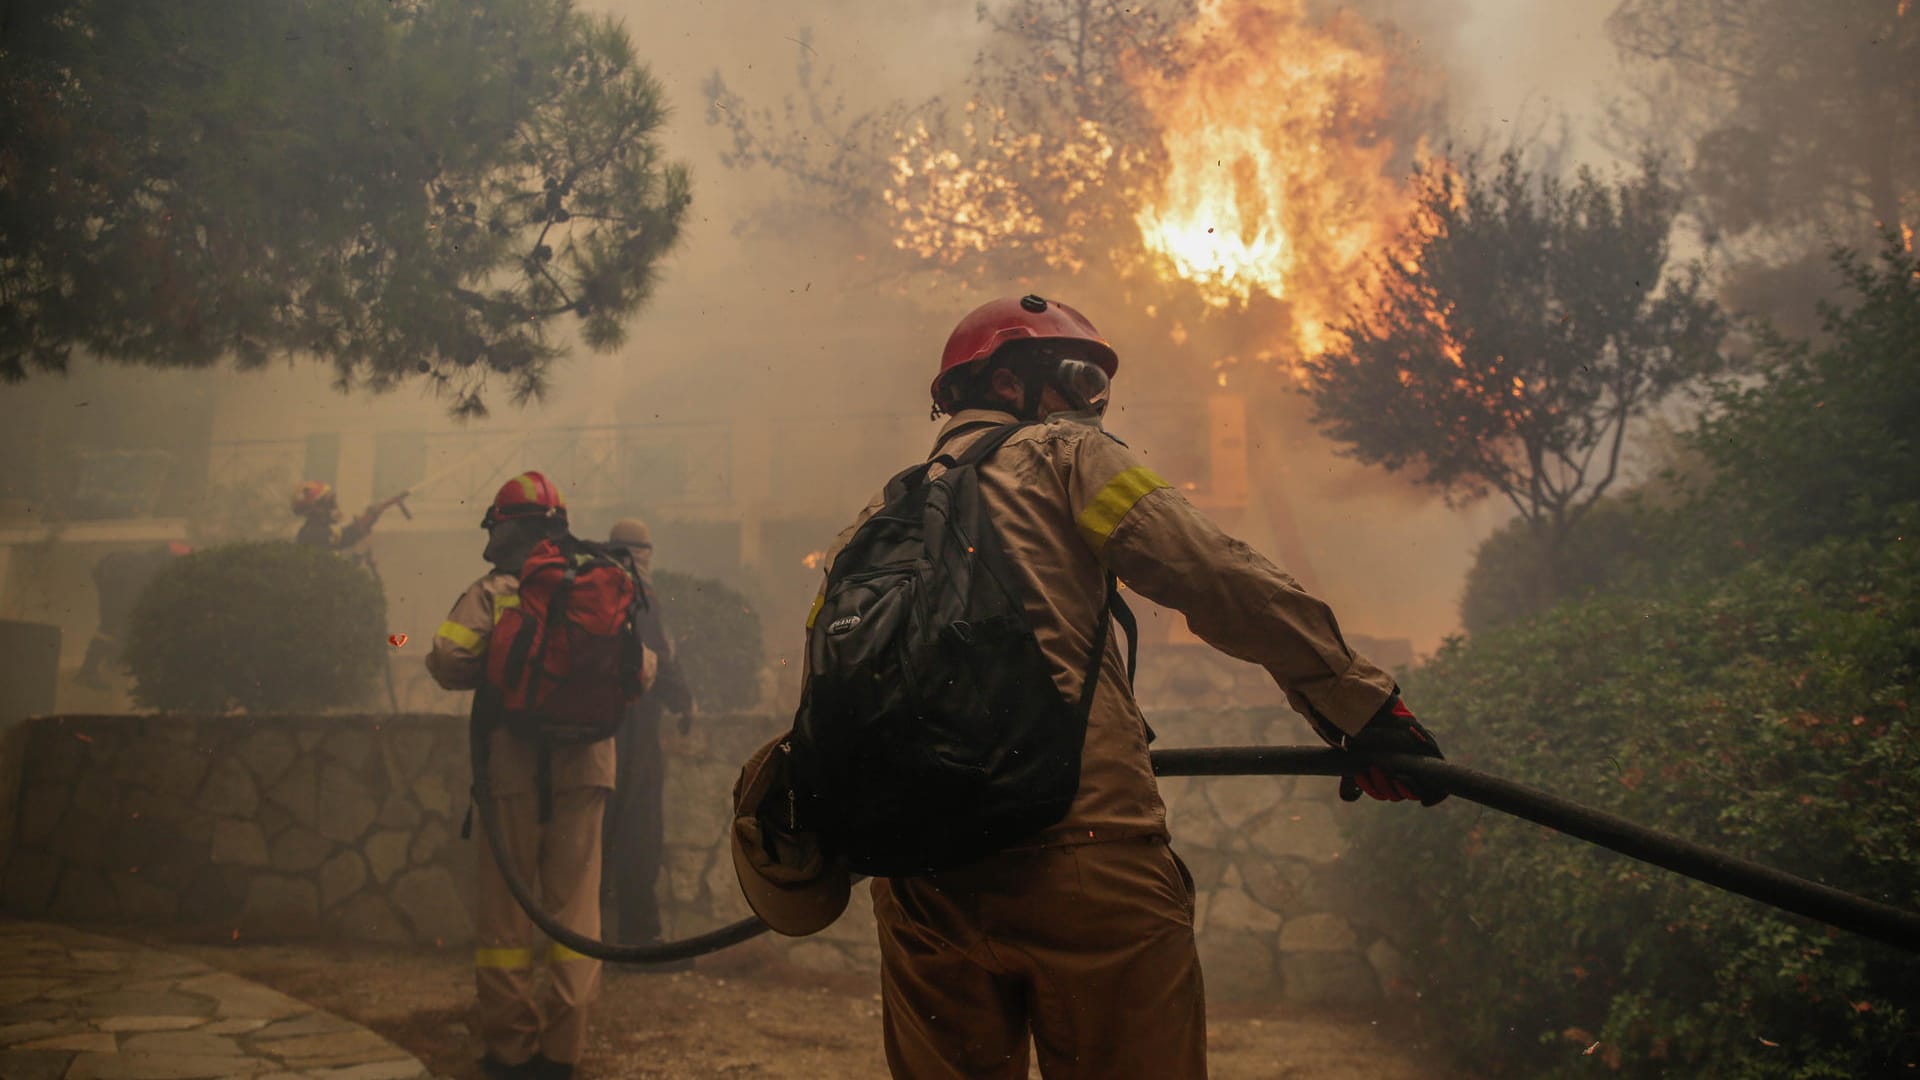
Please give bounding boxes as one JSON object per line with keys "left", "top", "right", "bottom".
{"left": 428, "top": 472, "right": 654, "bottom": 1080}
{"left": 290, "top": 480, "right": 410, "bottom": 556}
{"left": 733, "top": 295, "right": 1448, "bottom": 1079}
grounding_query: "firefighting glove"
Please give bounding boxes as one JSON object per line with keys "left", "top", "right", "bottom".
{"left": 1327, "top": 694, "right": 1449, "bottom": 806}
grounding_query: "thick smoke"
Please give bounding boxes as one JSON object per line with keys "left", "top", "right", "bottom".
{"left": 0, "top": 0, "right": 1649, "bottom": 674}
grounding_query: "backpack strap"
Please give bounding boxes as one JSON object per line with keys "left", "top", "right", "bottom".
{"left": 1110, "top": 588, "right": 1138, "bottom": 686}
{"left": 1076, "top": 578, "right": 1154, "bottom": 742}
{"left": 528, "top": 563, "right": 580, "bottom": 825}
{"left": 932, "top": 418, "right": 1014, "bottom": 460}
{"left": 501, "top": 594, "right": 540, "bottom": 690}
{"left": 885, "top": 422, "right": 1033, "bottom": 501}
{"left": 1075, "top": 574, "right": 1122, "bottom": 723}
{"left": 882, "top": 461, "right": 936, "bottom": 503}
{"left": 1107, "top": 587, "right": 1153, "bottom": 744}
{"left": 951, "top": 422, "right": 1034, "bottom": 470}
{"left": 520, "top": 564, "right": 577, "bottom": 704}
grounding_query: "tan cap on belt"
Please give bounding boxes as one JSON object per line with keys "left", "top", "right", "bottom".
{"left": 730, "top": 733, "right": 850, "bottom": 937}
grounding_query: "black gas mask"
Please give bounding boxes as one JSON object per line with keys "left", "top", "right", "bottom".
{"left": 1001, "top": 341, "right": 1112, "bottom": 420}
{"left": 484, "top": 516, "right": 556, "bottom": 571}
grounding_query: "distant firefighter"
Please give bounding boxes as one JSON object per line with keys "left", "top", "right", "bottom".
{"left": 77, "top": 541, "right": 190, "bottom": 689}
{"left": 601, "top": 517, "right": 696, "bottom": 951}
{"left": 290, "top": 480, "right": 408, "bottom": 557}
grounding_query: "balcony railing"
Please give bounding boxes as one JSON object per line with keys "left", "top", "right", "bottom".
{"left": 397, "top": 423, "right": 736, "bottom": 515}
{"left": 179, "top": 399, "right": 1239, "bottom": 530}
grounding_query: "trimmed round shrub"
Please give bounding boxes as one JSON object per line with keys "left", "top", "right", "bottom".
{"left": 125, "top": 541, "right": 387, "bottom": 712}
{"left": 651, "top": 570, "right": 765, "bottom": 711}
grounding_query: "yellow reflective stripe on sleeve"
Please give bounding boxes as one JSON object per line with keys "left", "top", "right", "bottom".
{"left": 491, "top": 593, "right": 520, "bottom": 624}
{"left": 1076, "top": 466, "right": 1172, "bottom": 552}
{"left": 475, "top": 946, "right": 534, "bottom": 969}
{"left": 548, "top": 942, "right": 592, "bottom": 964}
{"left": 805, "top": 591, "right": 825, "bottom": 630}
{"left": 436, "top": 619, "right": 484, "bottom": 653}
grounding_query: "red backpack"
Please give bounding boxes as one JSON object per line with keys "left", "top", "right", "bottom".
{"left": 486, "top": 536, "right": 648, "bottom": 747}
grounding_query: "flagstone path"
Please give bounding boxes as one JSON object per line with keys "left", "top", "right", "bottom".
{"left": 0, "top": 919, "right": 436, "bottom": 1080}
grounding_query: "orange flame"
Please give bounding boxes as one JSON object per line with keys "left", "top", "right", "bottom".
{"left": 1129, "top": 0, "right": 1428, "bottom": 357}
{"left": 801, "top": 549, "right": 828, "bottom": 571}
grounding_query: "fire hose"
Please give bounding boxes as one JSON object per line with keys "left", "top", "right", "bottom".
{"left": 473, "top": 742, "right": 1920, "bottom": 963}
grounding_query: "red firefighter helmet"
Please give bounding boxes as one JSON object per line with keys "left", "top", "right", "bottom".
{"left": 932, "top": 294, "right": 1119, "bottom": 405}
{"left": 482, "top": 471, "right": 567, "bottom": 529}
{"left": 291, "top": 480, "right": 336, "bottom": 515}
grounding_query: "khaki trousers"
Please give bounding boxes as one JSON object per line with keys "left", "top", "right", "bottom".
{"left": 872, "top": 836, "right": 1206, "bottom": 1079}
{"left": 474, "top": 786, "right": 607, "bottom": 1066}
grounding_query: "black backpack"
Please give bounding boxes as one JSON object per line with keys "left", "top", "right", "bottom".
{"left": 788, "top": 422, "right": 1134, "bottom": 877}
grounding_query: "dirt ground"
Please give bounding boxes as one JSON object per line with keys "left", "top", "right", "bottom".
{"left": 147, "top": 933, "right": 1465, "bottom": 1080}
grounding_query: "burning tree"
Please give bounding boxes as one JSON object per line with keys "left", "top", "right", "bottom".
{"left": 706, "top": 1, "right": 1187, "bottom": 286}
{"left": 708, "top": 0, "right": 1447, "bottom": 586}
{"left": 0, "top": 0, "right": 691, "bottom": 415}
{"left": 1302, "top": 150, "right": 1728, "bottom": 599}
{"left": 707, "top": 0, "right": 1438, "bottom": 347}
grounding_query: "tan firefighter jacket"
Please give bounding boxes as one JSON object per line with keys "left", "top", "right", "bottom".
{"left": 427, "top": 569, "right": 627, "bottom": 795}
{"left": 809, "top": 408, "right": 1398, "bottom": 847}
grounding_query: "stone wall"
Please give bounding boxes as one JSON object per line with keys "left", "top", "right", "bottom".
{"left": 0, "top": 709, "right": 1403, "bottom": 1004}
{"left": 0, "top": 714, "right": 475, "bottom": 947}
{"left": 1155, "top": 708, "right": 1407, "bottom": 1006}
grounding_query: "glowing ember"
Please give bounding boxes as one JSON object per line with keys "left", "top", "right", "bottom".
{"left": 801, "top": 550, "right": 828, "bottom": 571}
{"left": 1130, "top": 0, "right": 1427, "bottom": 350}
{"left": 884, "top": 110, "right": 1138, "bottom": 275}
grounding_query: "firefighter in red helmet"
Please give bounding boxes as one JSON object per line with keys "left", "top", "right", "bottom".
{"left": 291, "top": 479, "right": 407, "bottom": 559}
{"left": 428, "top": 471, "right": 639, "bottom": 1080}
{"left": 749, "top": 295, "right": 1446, "bottom": 1079}
{"left": 929, "top": 292, "right": 1120, "bottom": 420}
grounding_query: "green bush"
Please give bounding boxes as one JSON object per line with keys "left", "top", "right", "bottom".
{"left": 1458, "top": 240, "right": 1920, "bottom": 640}
{"left": 1353, "top": 533, "right": 1919, "bottom": 1077}
{"left": 1351, "top": 241, "right": 1920, "bottom": 1076}
{"left": 1688, "top": 240, "right": 1920, "bottom": 554}
{"left": 651, "top": 570, "right": 764, "bottom": 711}
{"left": 125, "top": 541, "right": 387, "bottom": 712}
